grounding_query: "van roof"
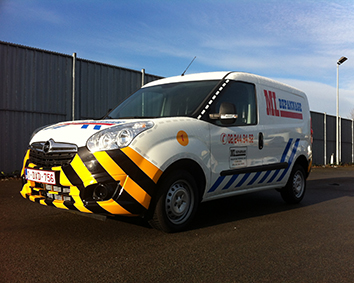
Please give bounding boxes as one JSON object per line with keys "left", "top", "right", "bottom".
{"left": 143, "top": 71, "right": 229, "bottom": 86}
{"left": 143, "top": 71, "right": 305, "bottom": 96}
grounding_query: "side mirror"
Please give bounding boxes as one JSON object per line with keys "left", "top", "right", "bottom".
{"left": 209, "top": 102, "right": 238, "bottom": 124}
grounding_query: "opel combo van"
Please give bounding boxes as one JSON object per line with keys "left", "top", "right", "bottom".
{"left": 21, "top": 72, "right": 312, "bottom": 232}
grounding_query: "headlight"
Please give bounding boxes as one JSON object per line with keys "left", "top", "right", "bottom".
{"left": 87, "top": 121, "right": 154, "bottom": 152}
{"left": 117, "top": 129, "right": 134, "bottom": 147}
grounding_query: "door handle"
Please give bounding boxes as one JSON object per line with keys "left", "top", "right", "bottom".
{"left": 259, "top": 132, "right": 264, "bottom": 150}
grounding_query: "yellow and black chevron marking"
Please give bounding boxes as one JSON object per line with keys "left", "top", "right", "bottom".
{"left": 20, "top": 146, "right": 163, "bottom": 216}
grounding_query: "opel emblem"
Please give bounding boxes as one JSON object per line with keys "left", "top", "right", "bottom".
{"left": 43, "top": 139, "right": 54, "bottom": 153}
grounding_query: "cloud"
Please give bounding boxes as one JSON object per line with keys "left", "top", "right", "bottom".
{"left": 105, "top": 1, "right": 354, "bottom": 83}
{"left": 2, "top": 0, "right": 354, "bottom": 116}
{"left": 3, "top": 1, "right": 65, "bottom": 25}
{"left": 275, "top": 78, "right": 354, "bottom": 118}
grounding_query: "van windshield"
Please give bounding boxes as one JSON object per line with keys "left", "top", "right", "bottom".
{"left": 107, "top": 80, "right": 219, "bottom": 119}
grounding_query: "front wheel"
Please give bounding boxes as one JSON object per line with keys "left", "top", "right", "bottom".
{"left": 280, "top": 164, "right": 306, "bottom": 204}
{"left": 148, "top": 170, "right": 199, "bottom": 233}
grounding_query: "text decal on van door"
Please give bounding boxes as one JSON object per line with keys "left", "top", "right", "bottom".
{"left": 229, "top": 147, "right": 247, "bottom": 168}
{"left": 264, "top": 90, "right": 303, "bottom": 119}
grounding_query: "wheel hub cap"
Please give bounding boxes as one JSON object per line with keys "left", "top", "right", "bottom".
{"left": 165, "top": 182, "right": 193, "bottom": 224}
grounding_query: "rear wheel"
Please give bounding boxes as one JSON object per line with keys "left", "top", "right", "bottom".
{"left": 148, "top": 170, "right": 199, "bottom": 233}
{"left": 280, "top": 164, "right": 306, "bottom": 204}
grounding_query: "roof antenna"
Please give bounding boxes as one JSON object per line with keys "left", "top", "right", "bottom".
{"left": 181, "top": 56, "right": 196, "bottom": 76}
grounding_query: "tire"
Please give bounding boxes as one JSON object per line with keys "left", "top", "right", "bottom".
{"left": 280, "top": 164, "right": 306, "bottom": 204}
{"left": 148, "top": 170, "right": 199, "bottom": 233}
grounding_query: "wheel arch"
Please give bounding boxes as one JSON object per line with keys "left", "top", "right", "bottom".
{"left": 157, "top": 159, "right": 206, "bottom": 200}
{"left": 294, "top": 154, "right": 310, "bottom": 178}
{"left": 145, "top": 158, "right": 206, "bottom": 231}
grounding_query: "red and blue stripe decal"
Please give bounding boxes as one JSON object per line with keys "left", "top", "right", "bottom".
{"left": 48, "top": 121, "right": 119, "bottom": 131}
{"left": 80, "top": 124, "right": 107, "bottom": 130}
{"left": 208, "top": 138, "right": 300, "bottom": 193}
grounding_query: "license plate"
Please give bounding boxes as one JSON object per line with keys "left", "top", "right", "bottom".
{"left": 25, "top": 168, "right": 56, "bottom": 185}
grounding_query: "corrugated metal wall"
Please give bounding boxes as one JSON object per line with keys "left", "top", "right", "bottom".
{"left": 1, "top": 41, "right": 354, "bottom": 173}
{"left": 311, "top": 111, "right": 353, "bottom": 165}
{"left": 0, "top": 41, "right": 161, "bottom": 173}
{"left": 341, "top": 118, "right": 353, "bottom": 164}
{"left": 1, "top": 42, "right": 72, "bottom": 175}
{"left": 311, "top": 112, "right": 325, "bottom": 165}
{"left": 76, "top": 59, "right": 159, "bottom": 120}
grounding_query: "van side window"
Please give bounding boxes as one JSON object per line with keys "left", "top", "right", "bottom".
{"left": 211, "top": 81, "right": 257, "bottom": 126}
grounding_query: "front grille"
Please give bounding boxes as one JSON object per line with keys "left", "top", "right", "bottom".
{"left": 29, "top": 140, "right": 78, "bottom": 167}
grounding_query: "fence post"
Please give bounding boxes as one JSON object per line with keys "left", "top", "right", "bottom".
{"left": 72, "top": 52, "right": 77, "bottom": 121}
{"left": 324, "top": 112, "right": 327, "bottom": 164}
{"left": 141, "top": 68, "right": 145, "bottom": 87}
{"left": 352, "top": 119, "right": 354, "bottom": 163}
{"left": 339, "top": 116, "right": 341, "bottom": 164}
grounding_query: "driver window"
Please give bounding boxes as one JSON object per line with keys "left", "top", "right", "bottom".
{"left": 211, "top": 81, "right": 257, "bottom": 126}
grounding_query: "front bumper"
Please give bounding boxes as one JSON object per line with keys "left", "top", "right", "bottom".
{"left": 20, "top": 146, "right": 163, "bottom": 216}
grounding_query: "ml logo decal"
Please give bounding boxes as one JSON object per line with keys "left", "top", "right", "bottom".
{"left": 264, "top": 90, "right": 303, "bottom": 120}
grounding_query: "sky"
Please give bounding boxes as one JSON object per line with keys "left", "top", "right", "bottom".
{"left": 1, "top": 0, "right": 354, "bottom": 117}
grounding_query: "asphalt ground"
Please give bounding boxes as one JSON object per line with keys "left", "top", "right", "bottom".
{"left": 1, "top": 167, "right": 354, "bottom": 283}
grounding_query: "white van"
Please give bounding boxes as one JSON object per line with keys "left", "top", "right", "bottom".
{"left": 21, "top": 72, "right": 312, "bottom": 232}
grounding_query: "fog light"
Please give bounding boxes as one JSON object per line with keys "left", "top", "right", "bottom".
{"left": 93, "top": 184, "right": 114, "bottom": 201}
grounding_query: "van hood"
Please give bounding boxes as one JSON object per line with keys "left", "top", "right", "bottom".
{"left": 30, "top": 120, "right": 129, "bottom": 147}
